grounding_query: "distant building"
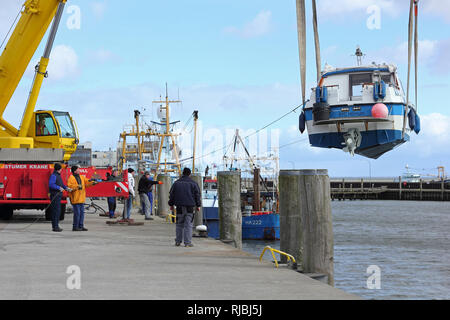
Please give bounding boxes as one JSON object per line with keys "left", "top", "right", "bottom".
{"left": 92, "top": 149, "right": 117, "bottom": 167}
{"left": 68, "top": 142, "right": 92, "bottom": 167}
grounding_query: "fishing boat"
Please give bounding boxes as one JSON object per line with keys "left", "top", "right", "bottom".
{"left": 295, "top": 0, "right": 421, "bottom": 159}
{"left": 201, "top": 179, "right": 280, "bottom": 240}
{"left": 299, "top": 62, "right": 421, "bottom": 159}
{"left": 402, "top": 165, "right": 421, "bottom": 182}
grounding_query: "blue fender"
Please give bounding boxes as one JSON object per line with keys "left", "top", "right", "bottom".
{"left": 299, "top": 111, "right": 306, "bottom": 133}
{"left": 408, "top": 108, "right": 416, "bottom": 130}
{"left": 414, "top": 113, "right": 421, "bottom": 134}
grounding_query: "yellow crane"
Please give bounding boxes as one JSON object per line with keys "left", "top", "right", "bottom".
{"left": 0, "top": 0, "right": 78, "bottom": 162}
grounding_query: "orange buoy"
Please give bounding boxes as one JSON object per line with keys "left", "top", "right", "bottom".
{"left": 371, "top": 103, "right": 389, "bottom": 118}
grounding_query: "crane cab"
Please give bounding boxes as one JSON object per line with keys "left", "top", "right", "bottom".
{"left": 30, "top": 110, "right": 78, "bottom": 161}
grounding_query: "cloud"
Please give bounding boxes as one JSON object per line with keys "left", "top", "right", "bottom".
{"left": 423, "top": 0, "right": 450, "bottom": 23}
{"left": 22, "top": 45, "right": 79, "bottom": 81}
{"left": 91, "top": 1, "right": 107, "bottom": 19}
{"left": 87, "top": 48, "right": 121, "bottom": 64}
{"left": 361, "top": 38, "right": 450, "bottom": 76}
{"left": 317, "top": 0, "right": 450, "bottom": 24}
{"left": 426, "top": 38, "right": 450, "bottom": 75}
{"left": 317, "top": 0, "right": 403, "bottom": 20}
{"left": 224, "top": 10, "right": 273, "bottom": 38}
{"left": 47, "top": 45, "right": 79, "bottom": 80}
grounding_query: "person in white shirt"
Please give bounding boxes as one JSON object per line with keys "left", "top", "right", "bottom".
{"left": 122, "top": 168, "right": 135, "bottom": 220}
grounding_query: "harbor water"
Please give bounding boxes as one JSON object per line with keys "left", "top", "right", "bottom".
{"left": 242, "top": 200, "right": 450, "bottom": 300}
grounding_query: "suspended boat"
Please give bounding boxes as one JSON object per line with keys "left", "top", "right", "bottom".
{"left": 295, "top": 0, "right": 421, "bottom": 159}
{"left": 298, "top": 62, "right": 421, "bottom": 159}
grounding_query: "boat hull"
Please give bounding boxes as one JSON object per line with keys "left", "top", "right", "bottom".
{"left": 202, "top": 207, "right": 280, "bottom": 240}
{"left": 304, "top": 103, "right": 410, "bottom": 159}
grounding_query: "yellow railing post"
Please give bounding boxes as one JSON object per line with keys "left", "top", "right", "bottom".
{"left": 259, "top": 246, "right": 296, "bottom": 269}
{"left": 166, "top": 212, "right": 176, "bottom": 224}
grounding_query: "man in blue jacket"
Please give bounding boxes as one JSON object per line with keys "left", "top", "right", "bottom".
{"left": 48, "top": 163, "right": 71, "bottom": 232}
{"left": 168, "top": 167, "right": 201, "bottom": 247}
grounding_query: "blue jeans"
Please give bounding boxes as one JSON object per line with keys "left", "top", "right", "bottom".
{"left": 139, "top": 193, "right": 151, "bottom": 218}
{"left": 107, "top": 197, "right": 116, "bottom": 217}
{"left": 49, "top": 192, "right": 62, "bottom": 230}
{"left": 123, "top": 194, "right": 133, "bottom": 219}
{"left": 175, "top": 207, "right": 194, "bottom": 245}
{"left": 147, "top": 193, "right": 153, "bottom": 215}
{"left": 72, "top": 203, "right": 85, "bottom": 229}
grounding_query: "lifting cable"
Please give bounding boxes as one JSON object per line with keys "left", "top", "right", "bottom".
{"left": 182, "top": 102, "right": 304, "bottom": 164}
{"left": 403, "top": 0, "right": 419, "bottom": 138}
{"left": 181, "top": 0, "right": 315, "bottom": 164}
{"left": 0, "top": 5, "right": 23, "bottom": 50}
{"left": 296, "top": 0, "right": 307, "bottom": 105}
{"left": 312, "top": 0, "right": 321, "bottom": 83}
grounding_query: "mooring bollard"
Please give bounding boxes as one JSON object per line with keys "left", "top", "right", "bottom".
{"left": 217, "top": 171, "right": 242, "bottom": 249}
{"left": 191, "top": 173, "right": 203, "bottom": 228}
{"left": 279, "top": 170, "right": 303, "bottom": 265}
{"left": 156, "top": 174, "right": 172, "bottom": 218}
{"left": 299, "top": 169, "right": 334, "bottom": 286}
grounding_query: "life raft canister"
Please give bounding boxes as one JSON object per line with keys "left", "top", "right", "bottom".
{"left": 313, "top": 86, "right": 330, "bottom": 122}
{"left": 373, "top": 80, "right": 386, "bottom": 101}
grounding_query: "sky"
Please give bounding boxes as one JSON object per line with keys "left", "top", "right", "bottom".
{"left": 1, "top": 0, "right": 449, "bottom": 178}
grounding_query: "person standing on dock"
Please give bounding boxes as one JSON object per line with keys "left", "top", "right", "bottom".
{"left": 106, "top": 170, "right": 118, "bottom": 218}
{"left": 48, "top": 163, "right": 71, "bottom": 232}
{"left": 138, "top": 171, "right": 162, "bottom": 220}
{"left": 169, "top": 167, "right": 201, "bottom": 247}
{"left": 68, "top": 166, "right": 97, "bottom": 231}
{"left": 146, "top": 170, "right": 157, "bottom": 217}
{"left": 122, "top": 168, "right": 136, "bottom": 221}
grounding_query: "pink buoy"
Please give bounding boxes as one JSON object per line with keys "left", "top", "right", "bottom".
{"left": 371, "top": 103, "right": 389, "bottom": 118}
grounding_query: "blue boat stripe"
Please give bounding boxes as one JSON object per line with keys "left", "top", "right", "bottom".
{"left": 322, "top": 68, "right": 390, "bottom": 78}
{"left": 304, "top": 103, "right": 404, "bottom": 121}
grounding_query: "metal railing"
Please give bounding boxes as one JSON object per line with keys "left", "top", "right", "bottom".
{"left": 259, "top": 246, "right": 296, "bottom": 269}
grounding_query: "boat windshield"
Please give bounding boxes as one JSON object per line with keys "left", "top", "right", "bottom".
{"left": 53, "top": 111, "right": 76, "bottom": 138}
{"left": 349, "top": 73, "right": 372, "bottom": 99}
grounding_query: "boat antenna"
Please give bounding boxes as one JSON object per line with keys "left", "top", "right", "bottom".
{"left": 353, "top": 46, "right": 365, "bottom": 66}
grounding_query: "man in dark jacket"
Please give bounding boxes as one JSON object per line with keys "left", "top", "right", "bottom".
{"left": 138, "top": 171, "right": 162, "bottom": 220}
{"left": 168, "top": 167, "right": 201, "bottom": 247}
{"left": 48, "top": 163, "right": 71, "bottom": 232}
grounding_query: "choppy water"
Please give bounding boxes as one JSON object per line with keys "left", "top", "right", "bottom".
{"left": 242, "top": 200, "right": 450, "bottom": 300}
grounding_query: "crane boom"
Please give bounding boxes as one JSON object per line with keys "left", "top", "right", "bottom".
{"left": 0, "top": 0, "right": 65, "bottom": 135}
{"left": 0, "top": 0, "right": 78, "bottom": 162}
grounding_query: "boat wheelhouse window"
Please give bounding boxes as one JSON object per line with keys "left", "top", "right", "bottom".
{"left": 381, "top": 74, "right": 391, "bottom": 84}
{"left": 349, "top": 73, "right": 371, "bottom": 99}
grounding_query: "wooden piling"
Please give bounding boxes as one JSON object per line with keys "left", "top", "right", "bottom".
{"left": 191, "top": 173, "right": 203, "bottom": 228}
{"left": 156, "top": 174, "right": 172, "bottom": 217}
{"left": 279, "top": 170, "right": 303, "bottom": 265}
{"left": 299, "top": 169, "right": 334, "bottom": 286}
{"left": 217, "top": 171, "right": 242, "bottom": 249}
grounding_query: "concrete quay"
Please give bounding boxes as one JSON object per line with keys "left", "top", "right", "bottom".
{"left": 0, "top": 202, "right": 359, "bottom": 300}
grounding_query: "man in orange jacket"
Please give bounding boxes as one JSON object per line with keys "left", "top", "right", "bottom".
{"left": 68, "top": 166, "right": 97, "bottom": 231}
